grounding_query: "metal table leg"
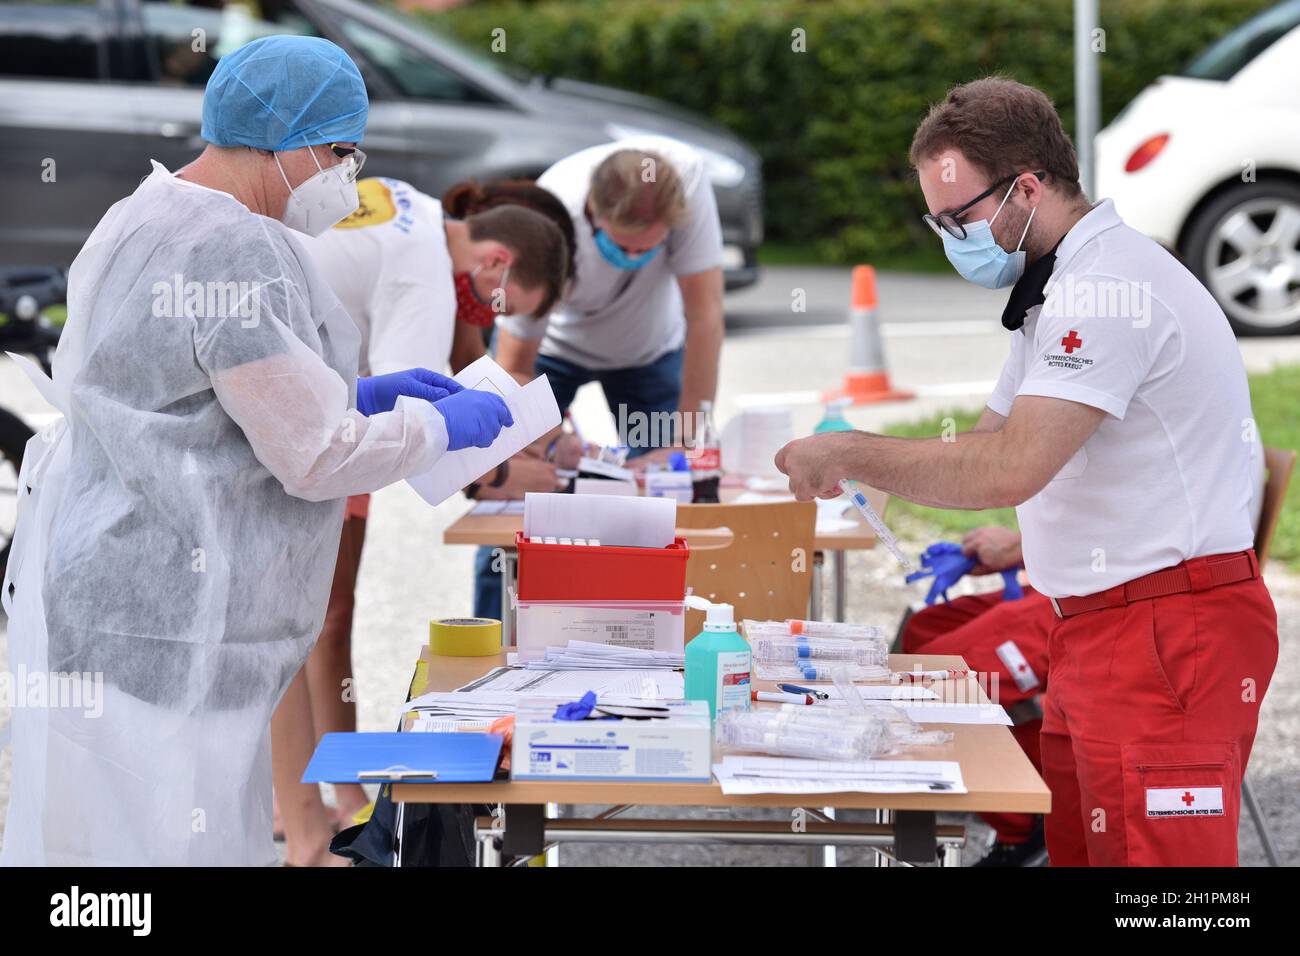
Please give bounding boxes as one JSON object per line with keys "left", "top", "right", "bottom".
{"left": 499, "top": 549, "right": 518, "bottom": 645}
{"left": 810, "top": 551, "right": 824, "bottom": 620}
{"left": 1243, "top": 777, "right": 1282, "bottom": 867}
{"left": 478, "top": 814, "right": 966, "bottom": 863}
{"left": 545, "top": 802, "right": 561, "bottom": 867}
{"left": 832, "top": 549, "right": 847, "bottom": 621}
{"left": 816, "top": 807, "right": 838, "bottom": 866}
{"left": 874, "top": 808, "right": 893, "bottom": 867}
{"left": 393, "top": 800, "right": 404, "bottom": 867}
{"left": 942, "top": 839, "right": 963, "bottom": 867}
{"left": 474, "top": 824, "right": 504, "bottom": 867}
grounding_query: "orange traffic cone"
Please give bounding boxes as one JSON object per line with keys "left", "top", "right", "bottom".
{"left": 827, "top": 265, "right": 913, "bottom": 404}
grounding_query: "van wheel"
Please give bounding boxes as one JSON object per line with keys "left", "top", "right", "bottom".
{"left": 1182, "top": 180, "right": 1300, "bottom": 336}
{"left": 0, "top": 405, "right": 34, "bottom": 582}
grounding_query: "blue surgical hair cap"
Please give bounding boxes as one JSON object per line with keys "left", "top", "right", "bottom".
{"left": 201, "top": 35, "right": 368, "bottom": 152}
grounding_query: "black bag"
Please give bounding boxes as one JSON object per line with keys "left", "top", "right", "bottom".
{"left": 329, "top": 783, "right": 483, "bottom": 867}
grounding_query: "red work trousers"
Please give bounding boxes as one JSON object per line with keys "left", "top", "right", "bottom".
{"left": 902, "top": 587, "right": 1054, "bottom": 844}
{"left": 1041, "top": 558, "right": 1277, "bottom": 866}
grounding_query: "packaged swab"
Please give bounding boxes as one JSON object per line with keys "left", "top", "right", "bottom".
{"left": 748, "top": 633, "right": 889, "bottom": 667}
{"left": 715, "top": 708, "right": 892, "bottom": 761}
{"left": 838, "top": 478, "right": 914, "bottom": 572}
{"left": 750, "top": 659, "right": 892, "bottom": 682}
{"left": 786, "top": 619, "right": 884, "bottom": 640}
{"left": 743, "top": 619, "right": 884, "bottom": 641}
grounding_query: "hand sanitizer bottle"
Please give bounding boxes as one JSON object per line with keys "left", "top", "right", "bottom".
{"left": 814, "top": 396, "right": 854, "bottom": 433}
{"left": 684, "top": 596, "right": 751, "bottom": 719}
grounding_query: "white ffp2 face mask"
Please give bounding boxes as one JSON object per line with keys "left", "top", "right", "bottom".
{"left": 274, "top": 148, "right": 359, "bottom": 237}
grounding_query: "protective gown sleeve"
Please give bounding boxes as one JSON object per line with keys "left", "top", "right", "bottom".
{"left": 194, "top": 270, "right": 449, "bottom": 503}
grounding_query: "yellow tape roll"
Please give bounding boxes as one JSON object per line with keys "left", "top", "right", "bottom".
{"left": 429, "top": 617, "right": 502, "bottom": 657}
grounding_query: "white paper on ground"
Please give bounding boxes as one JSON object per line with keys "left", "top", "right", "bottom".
{"left": 406, "top": 356, "right": 560, "bottom": 506}
{"left": 523, "top": 491, "right": 676, "bottom": 548}
{"left": 712, "top": 756, "right": 966, "bottom": 795}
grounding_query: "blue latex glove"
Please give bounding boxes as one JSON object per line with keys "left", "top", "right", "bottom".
{"left": 433, "top": 388, "right": 514, "bottom": 451}
{"left": 356, "top": 369, "right": 463, "bottom": 417}
{"left": 553, "top": 691, "right": 598, "bottom": 721}
{"left": 905, "top": 541, "right": 1024, "bottom": 605}
{"left": 906, "top": 543, "right": 975, "bottom": 605}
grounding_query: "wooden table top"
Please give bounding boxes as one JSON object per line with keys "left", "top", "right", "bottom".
{"left": 442, "top": 483, "right": 890, "bottom": 552}
{"left": 393, "top": 649, "right": 1051, "bottom": 815}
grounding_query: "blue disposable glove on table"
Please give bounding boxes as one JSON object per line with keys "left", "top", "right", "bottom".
{"left": 356, "top": 368, "right": 462, "bottom": 417}
{"left": 433, "top": 389, "right": 514, "bottom": 450}
{"left": 905, "top": 541, "right": 1024, "bottom": 605}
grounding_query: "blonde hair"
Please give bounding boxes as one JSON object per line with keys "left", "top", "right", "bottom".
{"left": 589, "top": 149, "right": 689, "bottom": 230}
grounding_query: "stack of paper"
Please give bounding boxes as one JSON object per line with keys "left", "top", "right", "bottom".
{"left": 406, "top": 356, "right": 561, "bottom": 507}
{"left": 402, "top": 666, "right": 685, "bottom": 731}
{"left": 523, "top": 491, "right": 676, "bottom": 548}
{"left": 403, "top": 671, "right": 686, "bottom": 723}
{"left": 711, "top": 755, "right": 967, "bottom": 796}
{"left": 523, "top": 640, "right": 684, "bottom": 671}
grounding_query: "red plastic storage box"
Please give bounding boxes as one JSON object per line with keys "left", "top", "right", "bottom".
{"left": 515, "top": 532, "right": 690, "bottom": 602}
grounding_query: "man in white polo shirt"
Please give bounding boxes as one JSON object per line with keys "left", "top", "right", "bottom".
{"left": 494, "top": 135, "right": 726, "bottom": 461}
{"left": 776, "top": 78, "right": 1277, "bottom": 866}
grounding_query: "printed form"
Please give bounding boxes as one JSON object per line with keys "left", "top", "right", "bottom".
{"left": 406, "top": 356, "right": 561, "bottom": 506}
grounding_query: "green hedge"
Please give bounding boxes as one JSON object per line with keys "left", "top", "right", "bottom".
{"left": 424, "top": 0, "right": 1271, "bottom": 263}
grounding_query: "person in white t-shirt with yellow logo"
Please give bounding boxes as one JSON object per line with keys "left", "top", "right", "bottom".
{"left": 269, "top": 176, "right": 570, "bottom": 865}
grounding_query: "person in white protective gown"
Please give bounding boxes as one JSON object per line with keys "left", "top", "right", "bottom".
{"left": 0, "top": 35, "right": 512, "bottom": 866}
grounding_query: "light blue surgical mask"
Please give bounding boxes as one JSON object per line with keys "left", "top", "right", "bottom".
{"left": 593, "top": 228, "right": 662, "bottom": 270}
{"left": 941, "top": 182, "right": 1036, "bottom": 289}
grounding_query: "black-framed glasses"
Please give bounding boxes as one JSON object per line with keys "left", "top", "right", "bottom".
{"left": 328, "top": 143, "right": 366, "bottom": 181}
{"left": 922, "top": 170, "right": 1045, "bottom": 240}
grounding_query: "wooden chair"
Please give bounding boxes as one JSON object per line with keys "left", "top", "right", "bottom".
{"left": 675, "top": 500, "right": 817, "bottom": 636}
{"left": 1242, "top": 447, "right": 1296, "bottom": 867}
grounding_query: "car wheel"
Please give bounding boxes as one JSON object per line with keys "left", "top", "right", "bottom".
{"left": 0, "top": 405, "right": 34, "bottom": 582}
{"left": 1183, "top": 180, "right": 1300, "bottom": 336}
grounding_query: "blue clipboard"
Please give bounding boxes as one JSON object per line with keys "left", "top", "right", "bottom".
{"left": 303, "top": 732, "right": 504, "bottom": 784}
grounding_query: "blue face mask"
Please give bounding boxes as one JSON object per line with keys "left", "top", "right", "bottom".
{"left": 940, "top": 181, "right": 1036, "bottom": 290}
{"left": 593, "top": 228, "right": 662, "bottom": 270}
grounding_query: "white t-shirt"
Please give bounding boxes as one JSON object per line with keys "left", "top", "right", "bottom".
{"left": 304, "top": 177, "right": 455, "bottom": 377}
{"left": 987, "top": 200, "right": 1261, "bottom": 598}
{"left": 497, "top": 136, "right": 724, "bottom": 370}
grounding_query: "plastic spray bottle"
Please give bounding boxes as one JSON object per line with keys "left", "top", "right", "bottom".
{"left": 683, "top": 595, "right": 751, "bottom": 719}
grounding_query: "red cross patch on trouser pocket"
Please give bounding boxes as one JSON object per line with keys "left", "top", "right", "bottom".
{"left": 1122, "top": 741, "right": 1240, "bottom": 866}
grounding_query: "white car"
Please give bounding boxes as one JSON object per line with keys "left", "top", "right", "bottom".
{"left": 1096, "top": 0, "right": 1300, "bottom": 335}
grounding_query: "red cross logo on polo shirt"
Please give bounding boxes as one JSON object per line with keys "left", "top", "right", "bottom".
{"left": 1182, "top": 791, "right": 1195, "bottom": 806}
{"left": 1061, "top": 330, "right": 1083, "bottom": 354}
